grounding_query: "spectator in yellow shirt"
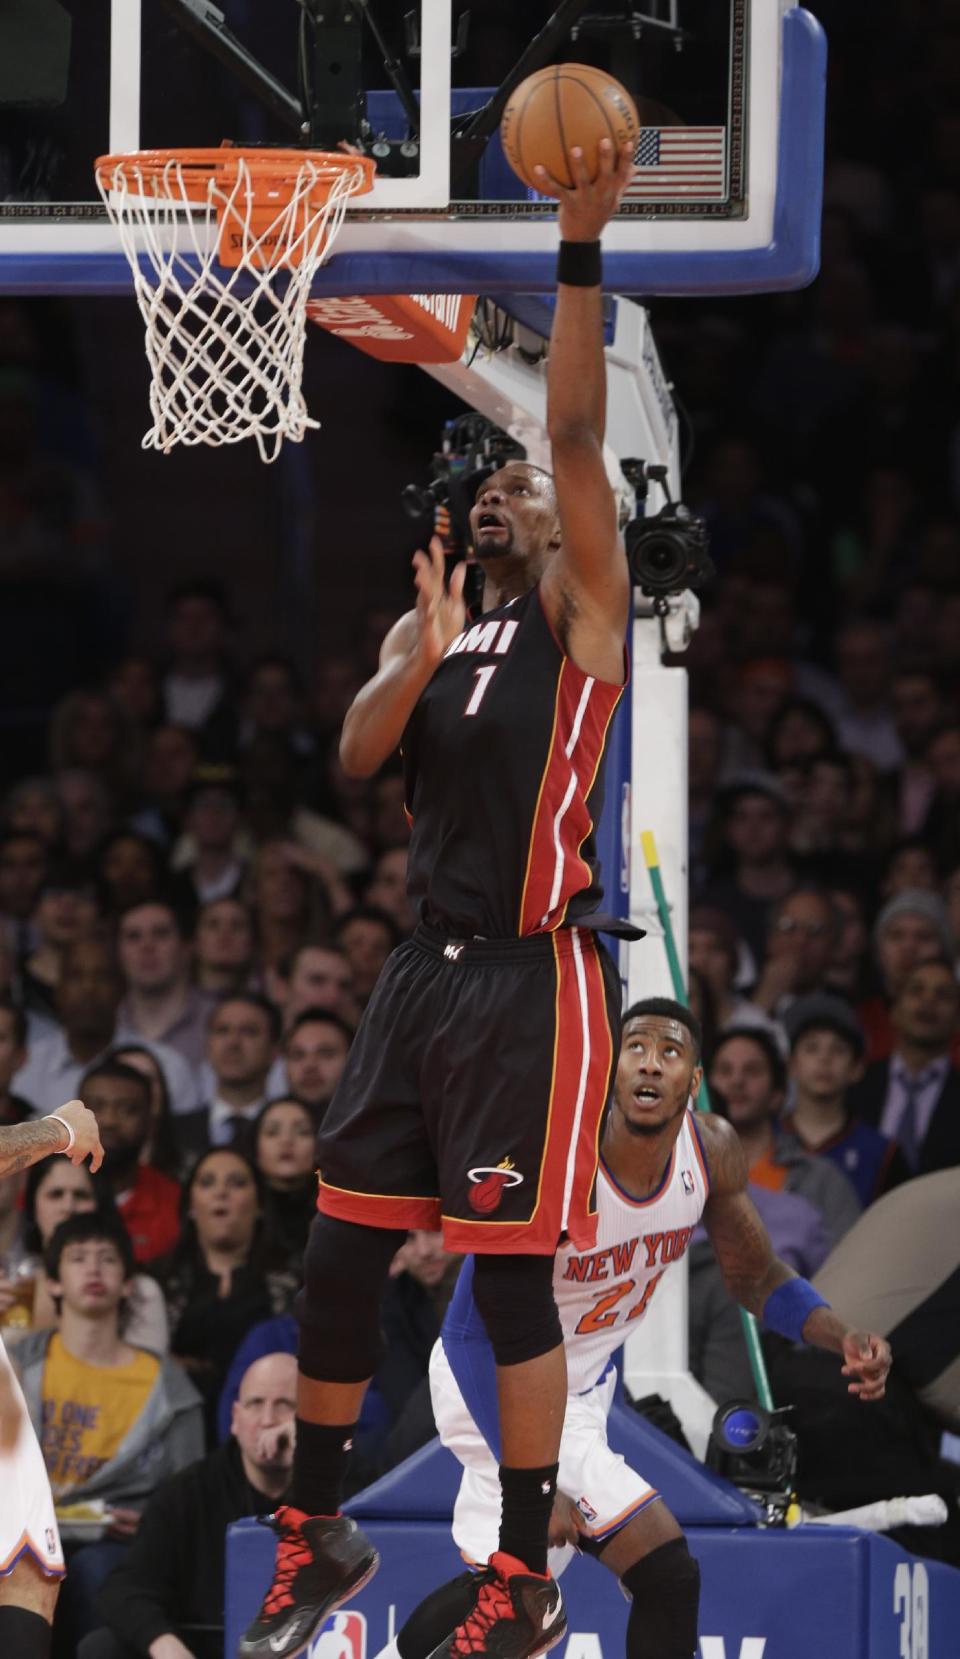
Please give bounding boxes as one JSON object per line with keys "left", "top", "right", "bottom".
{"left": 14, "top": 1212, "right": 203, "bottom": 1658}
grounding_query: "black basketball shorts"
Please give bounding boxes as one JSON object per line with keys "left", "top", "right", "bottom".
{"left": 315, "top": 922, "right": 622, "bottom": 1254}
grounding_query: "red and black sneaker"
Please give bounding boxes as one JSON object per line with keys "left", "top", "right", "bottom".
{"left": 238, "top": 1506, "right": 379, "bottom": 1659}
{"left": 427, "top": 1552, "right": 567, "bottom": 1659}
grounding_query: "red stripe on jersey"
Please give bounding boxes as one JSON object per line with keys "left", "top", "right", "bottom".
{"left": 518, "top": 662, "right": 622, "bottom": 936}
{"left": 564, "top": 935, "right": 617, "bottom": 1246}
{"left": 518, "top": 664, "right": 566, "bottom": 936}
{"left": 560, "top": 685, "right": 623, "bottom": 928}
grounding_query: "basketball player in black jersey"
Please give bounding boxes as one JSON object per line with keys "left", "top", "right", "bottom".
{"left": 242, "top": 138, "right": 638, "bottom": 1659}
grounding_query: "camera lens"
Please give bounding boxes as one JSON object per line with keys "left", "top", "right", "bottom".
{"left": 629, "top": 529, "right": 689, "bottom": 594}
{"left": 646, "top": 539, "right": 683, "bottom": 574}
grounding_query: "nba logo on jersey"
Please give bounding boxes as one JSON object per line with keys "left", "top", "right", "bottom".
{"left": 681, "top": 1169, "right": 695, "bottom": 1195}
{"left": 310, "top": 1610, "right": 366, "bottom": 1659}
{"left": 44, "top": 1528, "right": 57, "bottom": 1555}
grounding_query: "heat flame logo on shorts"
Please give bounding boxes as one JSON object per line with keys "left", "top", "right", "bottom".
{"left": 467, "top": 1157, "right": 524, "bottom": 1214}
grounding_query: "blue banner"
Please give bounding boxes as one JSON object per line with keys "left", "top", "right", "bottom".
{"left": 595, "top": 687, "right": 632, "bottom": 930}
{"left": 226, "top": 1518, "right": 960, "bottom": 1659}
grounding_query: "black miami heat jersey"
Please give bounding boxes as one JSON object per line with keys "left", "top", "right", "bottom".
{"left": 402, "top": 585, "right": 625, "bottom": 939}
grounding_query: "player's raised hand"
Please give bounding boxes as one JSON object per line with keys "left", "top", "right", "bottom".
{"left": 536, "top": 137, "right": 635, "bottom": 242}
{"left": 412, "top": 535, "right": 467, "bottom": 668}
{"left": 51, "top": 1099, "right": 104, "bottom": 1172}
{"left": 841, "top": 1330, "right": 892, "bottom": 1401}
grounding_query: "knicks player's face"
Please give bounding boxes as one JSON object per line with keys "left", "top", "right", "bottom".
{"left": 469, "top": 464, "right": 559, "bottom": 569}
{"left": 614, "top": 1017, "right": 701, "bottom": 1138}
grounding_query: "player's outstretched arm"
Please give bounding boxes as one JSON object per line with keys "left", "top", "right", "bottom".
{"left": 339, "top": 535, "right": 467, "bottom": 778}
{"left": 700, "top": 1115, "right": 891, "bottom": 1402}
{"left": 0, "top": 1098, "right": 103, "bottom": 1177}
{"left": 537, "top": 138, "right": 633, "bottom": 630}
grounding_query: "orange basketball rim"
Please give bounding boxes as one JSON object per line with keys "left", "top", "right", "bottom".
{"left": 93, "top": 144, "right": 377, "bottom": 460}
{"left": 94, "top": 145, "right": 376, "bottom": 269}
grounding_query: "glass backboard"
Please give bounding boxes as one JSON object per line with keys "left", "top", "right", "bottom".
{"left": 0, "top": 1, "right": 826, "bottom": 297}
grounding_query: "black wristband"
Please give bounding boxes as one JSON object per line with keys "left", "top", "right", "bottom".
{"left": 556, "top": 239, "right": 602, "bottom": 287}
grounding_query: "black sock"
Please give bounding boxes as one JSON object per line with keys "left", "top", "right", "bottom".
{"left": 286, "top": 1418, "right": 356, "bottom": 1517}
{"left": 0, "top": 1606, "right": 52, "bottom": 1658}
{"left": 397, "top": 1572, "right": 483, "bottom": 1659}
{"left": 497, "top": 1463, "right": 558, "bottom": 1577}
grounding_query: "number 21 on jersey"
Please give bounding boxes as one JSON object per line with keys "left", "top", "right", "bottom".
{"left": 575, "top": 1271, "right": 666, "bottom": 1335}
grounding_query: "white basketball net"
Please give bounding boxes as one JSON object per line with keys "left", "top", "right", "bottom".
{"left": 95, "top": 152, "right": 370, "bottom": 463}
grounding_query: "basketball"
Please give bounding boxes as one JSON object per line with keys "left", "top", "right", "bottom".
{"left": 500, "top": 64, "right": 640, "bottom": 194}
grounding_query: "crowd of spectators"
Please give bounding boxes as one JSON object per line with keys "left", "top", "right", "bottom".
{"left": 0, "top": 0, "right": 958, "bottom": 1648}
{"left": 0, "top": 578, "right": 466, "bottom": 1654}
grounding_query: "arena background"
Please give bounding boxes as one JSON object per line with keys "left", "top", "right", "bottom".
{"left": 1, "top": 2, "right": 959, "bottom": 1657}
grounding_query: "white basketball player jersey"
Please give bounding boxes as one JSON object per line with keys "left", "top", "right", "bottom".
{"left": 555, "top": 1109, "right": 711, "bottom": 1393}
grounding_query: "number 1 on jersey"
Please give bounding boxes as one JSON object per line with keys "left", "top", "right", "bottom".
{"left": 464, "top": 664, "right": 498, "bottom": 717}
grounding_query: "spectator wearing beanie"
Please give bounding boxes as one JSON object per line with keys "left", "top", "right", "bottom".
{"left": 857, "top": 891, "right": 959, "bottom": 1064}
{"left": 780, "top": 993, "right": 910, "bottom": 1208}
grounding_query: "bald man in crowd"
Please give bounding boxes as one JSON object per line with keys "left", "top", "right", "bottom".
{"left": 83, "top": 1353, "right": 298, "bottom": 1659}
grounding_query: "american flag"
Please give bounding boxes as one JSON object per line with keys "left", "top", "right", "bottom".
{"left": 623, "top": 127, "right": 727, "bottom": 201}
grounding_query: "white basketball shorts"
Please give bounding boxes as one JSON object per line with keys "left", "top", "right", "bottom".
{"left": 429, "top": 1342, "right": 659, "bottom": 1577}
{"left": 0, "top": 1336, "right": 64, "bottom": 1579}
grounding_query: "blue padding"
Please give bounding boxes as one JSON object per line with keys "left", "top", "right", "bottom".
{"left": 495, "top": 293, "right": 618, "bottom": 344}
{"left": 345, "top": 1434, "right": 465, "bottom": 1521}
{"left": 345, "top": 1402, "right": 758, "bottom": 1526}
{"left": 594, "top": 687, "right": 631, "bottom": 925}
{"left": 225, "top": 1516, "right": 960, "bottom": 1659}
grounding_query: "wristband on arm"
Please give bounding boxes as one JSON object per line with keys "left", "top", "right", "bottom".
{"left": 557, "top": 239, "right": 602, "bottom": 287}
{"left": 761, "top": 1277, "right": 829, "bottom": 1343}
{"left": 47, "top": 1113, "right": 76, "bottom": 1153}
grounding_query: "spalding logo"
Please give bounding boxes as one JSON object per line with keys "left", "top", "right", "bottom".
{"left": 467, "top": 1158, "right": 524, "bottom": 1214}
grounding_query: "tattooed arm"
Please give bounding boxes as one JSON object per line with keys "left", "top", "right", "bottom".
{"left": 698, "top": 1116, "right": 790, "bottom": 1315}
{"left": 699, "top": 1115, "right": 890, "bottom": 1400}
{"left": 0, "top": 1099, "right": 103, "bottom": 1177}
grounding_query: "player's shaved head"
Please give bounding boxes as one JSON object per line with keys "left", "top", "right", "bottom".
{"left": 500, "top": 460, "right": 556, "bottom": 499}
{"left": 470, "top": 460, "right": 560, "bottom": 568}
